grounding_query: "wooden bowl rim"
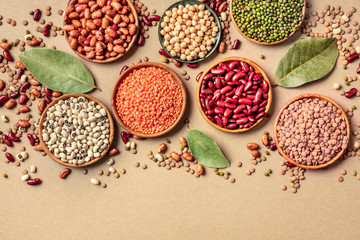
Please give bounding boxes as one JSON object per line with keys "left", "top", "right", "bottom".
{"left": 39, "top": 93, "right": 115, "bottom": 168}
{"left": 196, "top": 56, "right": 272, "bottom": 133}
{"left": 157, "top": 0, "right": 221, "bottom": 63}
{"left": 111, "top": 62, "right": 187, "bottom": 138}
{"left": 229, "top": 0, "right": 306, "bottom": 46}
{"left": 273, "top": 93, "right": 350, "bottom": 170}
{"left": 64, "top": 0, "right": 139, "bottom": 64}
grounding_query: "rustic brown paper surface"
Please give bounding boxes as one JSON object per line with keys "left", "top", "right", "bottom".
{"left": 1, "top": 0, "right": 360, "bottom": 239}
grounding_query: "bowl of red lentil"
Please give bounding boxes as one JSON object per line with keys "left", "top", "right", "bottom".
{"left": 63, "top": 0, "right": 139, "bottom": 63}
{"left": 196, "top": 57, "right": 272, "bottom": 133}
{"left": 274, "top": 93, "right": 350, "bottom": 169}
{"left": 112, "top": 62, "right": 187, "bottom": 138}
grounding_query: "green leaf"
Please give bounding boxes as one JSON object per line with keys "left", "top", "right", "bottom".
{"left": 187, "top": 129, "right": 230, "bottom": 168}
{"left": 275, "top": 38, "right": 338, "bottom": 88}
{"left": 19, "top": 49, "right": 97, "bottom": 93}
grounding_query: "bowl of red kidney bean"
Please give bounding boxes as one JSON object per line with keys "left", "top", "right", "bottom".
{"left": 64, "top": 0, "right": 139, "bottom": 63}
{"left": 196, "top": 57, "right": 272, "bottom": 133}
{"left": 274, "top": 94, "right": 350, "bottom": 170}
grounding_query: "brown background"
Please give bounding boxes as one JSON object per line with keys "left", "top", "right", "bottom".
{"left": 1, "top": 0, "right": 359, "bottom": 239}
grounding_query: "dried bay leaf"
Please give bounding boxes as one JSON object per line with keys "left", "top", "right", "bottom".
{"left": 187, "top": 129, "right": 230, "bottom": 168}
{"left": 19, "top": 49, "right": 97, "bottom": 93}
{"left": 275, "top": 38, "right": 338, "bottom": 88}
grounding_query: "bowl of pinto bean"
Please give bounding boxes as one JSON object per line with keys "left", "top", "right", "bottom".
{"left": 196, "top": 57, "right": 272, "bottom": 133}
{"left": 64, "top": 0, "right": 139, "bottom": 63}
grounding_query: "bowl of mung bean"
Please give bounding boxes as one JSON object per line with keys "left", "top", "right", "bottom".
{"left": 158, "top": 0, "right": 221, "bottom": 63}
{"left": 196, "top": 56, "right": 272, "bottom": 133}
{"left": 39, "top": 93, "right": 115, "bottom": 168}
{"left": 274, "top": 93, "right": 350, "bottom": 169}
{"left": 63, "top": 0, "right": 139, "bottom": 63}
{"left": 112, "top": 62, "right": 187, "bottom": 138}
{"left": 230, "top": 0, "right": 306, "bottom": 45}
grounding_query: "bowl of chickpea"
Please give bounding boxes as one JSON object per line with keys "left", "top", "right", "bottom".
{"left": 158, "top": 0, "right": 221, "bottom": 64}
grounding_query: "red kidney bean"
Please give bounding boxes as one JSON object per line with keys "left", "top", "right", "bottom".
{"left": 269, "top": 143, "right": 277, "bottom": 151}
{"left": 203, "top": 73, "right": 213, "bottom": 81}
{"left": 220, "top": 86, "right": 232, "bottom": 95}
{"left": 260, "top": 100, "right": 268, "bottom": 108}
{"left": 196, "top": 72, "right": 203, "bottom": 82}
{"left": 2, "top": 134, "right": 12, "bottom": 147}
{"left": 224, "top": 108, "right": 233, "bottom": 118}
{"left": 33, "top": 9, "right": 41, "bottom": 21}
{"left": 159, "top": 48, "right": 170, "bottom": 58}
{"left": 0, "top": 95, "right": 9, "bottom": 105}
{"left": 121, "top": 131, "right": 128, "bottom": 144}
{"left": 211, "top": 68, "right": 225, "bottom": 75}
{"left": 148, "top": 15, "right": 161, "bottom": 21}
{"left": 263, "top": 93, "right": 269, "bottom": 99}
{"left": 137, "top": 33, "right": 144, "bottom": 46}
{"left": 17, "top": 69, "right": 24, "bottom": 79}
{"left": 228, "top": 61, "right": 239, "bottom": 70}
{"left": 255, "top": 111, "right": 265, "bottom": 119}
{"left": 254, "top": 89, "right": 263, "bottom": 104}
{"left": 186, "top": 63, "right": 198, "bottom": 68}
{"left": 5, "top": 152, "right": 14, "bottom": 162}
{"left": 238, "top": 98, "right": 252, "bottom": 105}
{"left": 18, "top": 94, "right": 28, "bottom": 105}
{"left": 357, "top": 63, "right": 360, "bottom": 74}
{"left": 225, "top": 97, "right": 237, "bottom": 104}
{"left": 243, "top": 81, "right": 253, "bottom": 92}
{"left": 19, "top": 82, "right": 30, "bottom": 92}
{"left": 344, "top": 88, "right": 357, "bottom": 98}
{"left": 253, "top": 73, "right": 262, "bottom": 81}
{"left": 142, "top": 16, "right": 151, "bottom": 26}
{"left": 347, "top": 53, "right": 359, "bottom": 63}
{"left": 44, "top": 95, "right": 52, "bottom": 104}
{"left": 240, "top": 61, "right": 249, "bottom": 72}
{"left": 200, "top": 98, "right": 206, "bottom": 109}
{"left": 207, "top": 81, "right": 216, "bottom": 92}
{"left": 9, "top": 91, "right": 19, "bottom": 99}
{"left": 27, "top": 178, "right": 41, "bottom": 185}
{"left": 214, "top": 107, "right": 224, "bottom": 115}
{"left": 232, "top": 39, "right": 240, "bottom": 49}
{"left": 285, "top": 161, "right": 294, "bottom": 167}
{"left": 248, "top": 115, "right": 255, "bottom": 122}
{"left": 8, "top": 132, "right": 20, "bottom": 142}
{"left": 216, "top": 101, "right": 226, "bottom": 108}
{"left": 236, "top": 117, "right": 248, "bottom": 124}
{"left": 44, "top": 87, "right": 52, "bottom": 96}
{"left": 234, "top": 104, "right": 246, "bottom": 114}
{"left": 209, "top": 0, "right": 216, "bottom": 9}
{"left": 214, "top": 115, "right": 223, "bottom": 127}
{"left": 3, "top": 50, "right": 13, "bottom": 61}
{"left": 213, "top": 77, "right": 222, "bottom": 89}
{"left": 225, "top": 71, "right": 236, "bottom": 81}
{"left": 43, "top": 24, "right": 51, "bottom": 37}
{"left": 206, "top": 110, "right": 215, "bottom": 116}
{"left": 226, "top": 124, "right": 237, "bottom": 129}
{"left": 222, "top": 116, "right": 228, "bottom": 126}
{"left": 261, "top": 80, "right": 269, "bottom": 92}
{"left": 201, "top": 89, "right": 213, "bottom": 95}
{"left": 232, "top": 72, "right": 246, "bottom": 81}
{"left": 244, "top": 122, "right": 253, "bottom": 128}
{"left": 27, "top": 134, "right": 35, "bottom": 146}
{"left": 120, "top": 65, "right": 129, "bottom": 75}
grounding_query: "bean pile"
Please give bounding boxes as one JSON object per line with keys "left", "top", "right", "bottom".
{"left": 64, "top": 0, "right": 138, "bottom": 60}
{"left": 42, "top": 96, "right": 111, "bottom": 164}
{"left": 276, "top": 97, "right": 348, "bottom": 166}
{"left": 160, "top": 3, "right": 219, "bottom": 61}
{"left": 115, "top": 66, "right": 183, "bottom": 134}
{"left": 232, "top": 0, "right": 304, "bottom": 43}
{"left": 199, "top": 60, "right": 269, "bottom": 129}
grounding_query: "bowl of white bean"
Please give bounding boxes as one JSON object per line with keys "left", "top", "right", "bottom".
{"left": 158, "top": 0, "right": 221, "bottom": 63}
{"left": 39, "top": 93, "right": 114, "bottom": 168}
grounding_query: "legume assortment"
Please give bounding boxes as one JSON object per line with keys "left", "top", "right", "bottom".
{"left": 115, "top": 66, "right": 183, "bottom": 134}
{"left": 276, "top": 97, "right": 348, "bottom": 166}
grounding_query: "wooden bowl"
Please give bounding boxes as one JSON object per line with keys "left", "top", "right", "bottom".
{"left": 39, "top": 93, "right": 115, "bottom": 168}
{"left": 64, "top": 0, "right": 139, "bottom": 63}
{"left": 273, "top": 94, "right": 350, "bottom": 169}
{"left": 158, "top": 0, "right": 221, "bottom": 64}
{"left": 229, "top": 0, "right": 306, "bottom": 46}
{"left": 196, "top": 57, "right": 272, "bottom": 133}
{"left": 111, "top": 62, "right": 187, "bottom": 138}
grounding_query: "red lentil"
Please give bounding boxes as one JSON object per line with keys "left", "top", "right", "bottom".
{"left": 116, "top": 66, "right": 183, "bottom": 134}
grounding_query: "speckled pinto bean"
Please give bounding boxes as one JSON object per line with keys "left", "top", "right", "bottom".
{"left": 64, "top": 0, "right": 137, "bottom": 60}
{"left": 199, "top": 60, "right": 269, "bottom": 129}
{"left": 115, "top": 66, "right": 183, "bottom": 134}
{"left": 276, "top": 98, "right": 348, "bottom": 166}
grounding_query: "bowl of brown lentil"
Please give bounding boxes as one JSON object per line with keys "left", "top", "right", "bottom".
{"left": 112, "top": 62, "right": 187, "bottom": 138}
{"left": 229, "top": 0, "right": 306, "bottom": 45}
{"left": 196, "top": 56, "right": 272, "bottom": 133}
{"left": 274, "top": 93, "right": 350, "bottom": 169}
{"left": 63, "top": 0, "right": 139, "bottom": 63}
{"left": 39, "top": 93, "right": 115, "bottom": 168}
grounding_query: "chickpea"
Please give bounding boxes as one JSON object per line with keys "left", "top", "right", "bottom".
{"left": 164, "top": 34, "right": 171, "bottom": 41}
{"left": 190, "top": 33, "right": 197, "bottom": 39}
{"left": 164, "top": 41, "right": 170, "bottom": 47}
{"left": 199, "top": 4, "right": 205, "bottom": 11}
{"left": 164, "top": 26, "right": 171, "bottom": 32}
{"left": 170, "top": 18, "right": 176, "bottom": 24}
{"left": 180, "top": 42, "right": 187, "bottom": 48}
{"left": 172, "top": 12, "right": 178, "bottom": 18}
{"left": 178, "top": 5, "right": 184, "bottom": 10}
{"left": 177, "top": 9, "right": 183, "bottom": 15}
{"left": 184, "top": 38, "right": 190, "bottom": 44}
{"left": 160, "top": 30, "right": 166, "bottom": 36}
{"left": 174, "top": 47, "right": 181, "bottom": 53}
{"left": 185, "top": 49, "right": 190, "bottom": 55}
{"left": 199, "top": 52, "right": 205, "bottom": 58}
{"left": 197, "top": 31, "right": 204, "bottom": 37}
{"left": 188, "top": 11, "right": 194, "bottom": 17}
{"left": 189, "top": 45, "right": 194, "bottom": 51}
{"left": 183, "top": 14, "right": 189, "bottom": 19}
{"left": 172, "top": 7, "right": 178, "bottom": 13}
{"left": 186, "top": 55, "right": 193, "bottom": 61}
{"left": 183, "top": 7, "right": 189, "bottom": 14}
{"left": 211, "top": 32, "right": 217, "bottom": 37}
{"left": 180, "top": 54, "right": 187, "bottom": 60}
{"left": 189, "top": 6, "right": 196, "bottom": 12}
{"left": 170, "top": 50, "right": 176, "bottom": 56}
{"left": 165, "top": 11, "right": 172, "bottom": 17}
{"left": 206, "top": 45, "right": 212, "bottom": 51}
{"left": 167, "top": 45, "right": 173, "bottom": 52}
{"left": 190, "top": 27, "right": 196, "bottom": 33}
{"left": 179, "top": 32, "right": 185, "bottom": 39}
